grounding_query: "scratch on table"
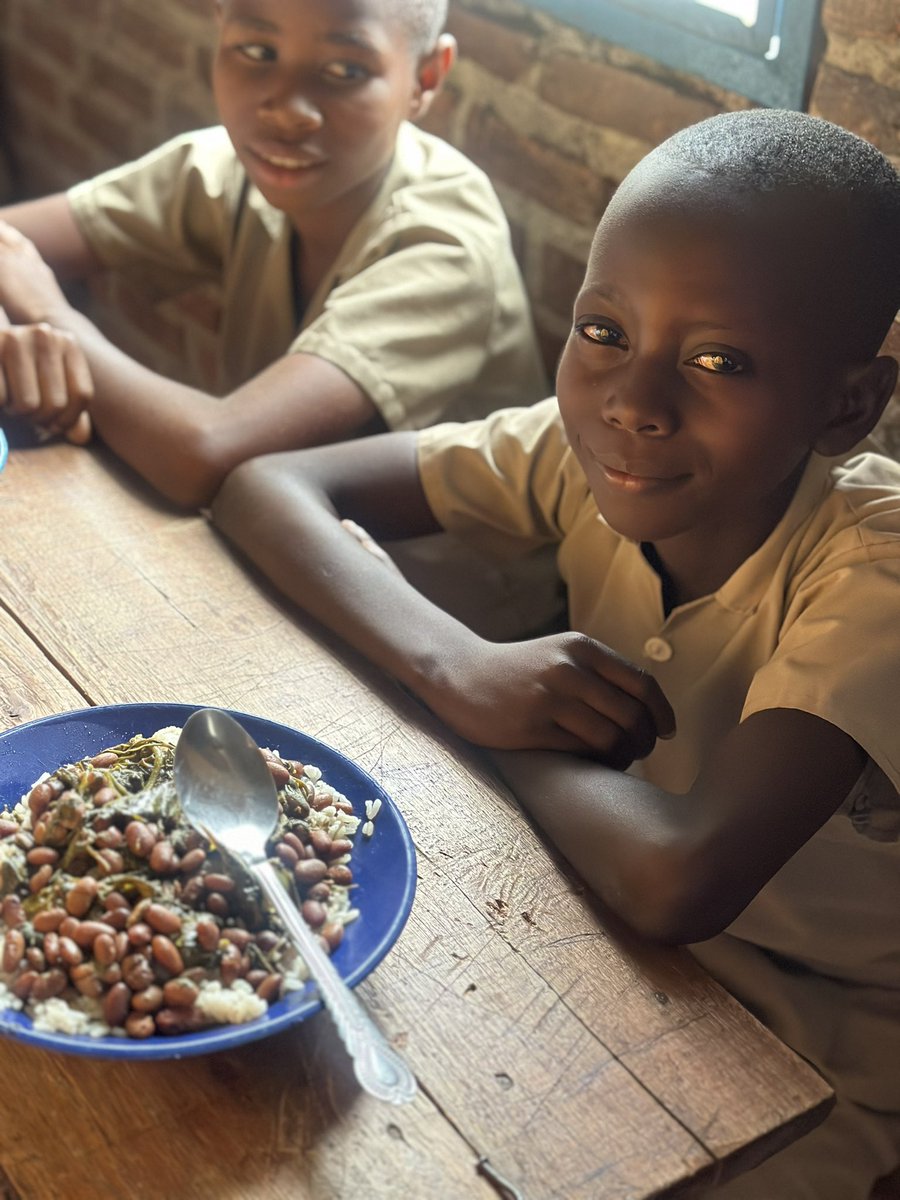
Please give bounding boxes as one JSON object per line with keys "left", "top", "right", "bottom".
{"left": 476, "top": 1156, "right": 525, "bottom": 1200}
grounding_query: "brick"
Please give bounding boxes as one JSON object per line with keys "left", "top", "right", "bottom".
{"left": 5, "top": 52, "right": 62, "bottom": 112}
{"left": 448, "top": 7, "right": 538, "bottom": 82}
{"left": 8, "top": 115, "right": 94, "bottom": 181}
{"left": 118, "top": 9, "right": 189, "bottom": 69}
{"left": 822, "top": 0, "right": 900, "bottom": 39}
{"left": 70, "top": 94, "right": 139, "bottom": 161}
{"left": 810, "top": 64, "right": 900, "bottom": 156}
{"left": 463, "top": 106, "right": 614, "bottom": 228}
{"left": 20, "top": 8, "right": 79, "bottom": 69}
{"left": 541, "top": 243, "right": 587, "bottom": 321}
{"left": 87, "top": 52, "right": 155, "bottom": 116}
{"left": 541, "top": 55, "right": 720, "bottom": 146}
{"left": 535, "top": 322, "right": 567, "bottom": 383}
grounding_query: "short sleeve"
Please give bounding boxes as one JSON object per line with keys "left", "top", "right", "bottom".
{"left": 743, "top": 534, "right": 900, "bottom": 791}
{"left": 67, "top": 128, "right": 238, "bottom": 298}
{"left": 416, "top": 399, "right": 588, "bottom": 559}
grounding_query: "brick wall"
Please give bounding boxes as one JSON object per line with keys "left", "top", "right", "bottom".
{"left": 0, "top": 0, "right": 898, "bottom": 446}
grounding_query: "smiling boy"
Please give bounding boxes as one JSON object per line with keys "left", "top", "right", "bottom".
{"left": 212, "top": 110, "right": 900, "bottom": 1195}
{"left": 0, "top": 0, "right": 544, "bottom": 506}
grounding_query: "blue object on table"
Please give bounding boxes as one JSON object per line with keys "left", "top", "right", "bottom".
{"left": 0, "top": 428, "right": 7, "bottom": 473}
{"left": 0, "top": 702, "right": 418, "bottom": 1061}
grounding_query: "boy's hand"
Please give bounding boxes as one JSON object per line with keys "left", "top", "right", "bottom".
{"left": 427, "top": 633, "right": 676, "bottom": 768}
{"left": 0, "top": 219, "right": 72, "bottom": 325}
{"left": 0, "top": 307, "right": 94, "bottom": 443}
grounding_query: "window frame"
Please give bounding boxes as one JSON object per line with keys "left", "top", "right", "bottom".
{"left": 526, "top": 0, "right": 821, "bottom": 110}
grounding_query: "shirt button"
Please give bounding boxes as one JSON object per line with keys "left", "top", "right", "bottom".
{"left": 644, "top": 636, "right": 673, "bottom": 662}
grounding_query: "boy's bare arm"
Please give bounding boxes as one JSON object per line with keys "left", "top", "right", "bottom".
{"left": 212, "top": 437, "right": 674, "bottom": 764}
{"left": 0, "top": 219, "right": 385, "bottom": 506}
{"left": 490, "top": 706, "right": 866, "bottom": 945}
{"left": 0, "top": 194, "right": 101, "bottom": 280}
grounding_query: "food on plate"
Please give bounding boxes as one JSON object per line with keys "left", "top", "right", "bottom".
{"left": 0, "top": 728, "right": 366, "bottom": 1039}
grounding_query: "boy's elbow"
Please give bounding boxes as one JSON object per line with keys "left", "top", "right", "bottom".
{"left": 614, "top": 842, "right": 741, "bottom": 946}
{"left": 210, "top": 455, "right": 269, "bottom": 533}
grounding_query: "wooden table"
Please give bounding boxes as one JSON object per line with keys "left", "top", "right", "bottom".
{"left": 0, "top": 437, "right": 832, "bottom": 1200}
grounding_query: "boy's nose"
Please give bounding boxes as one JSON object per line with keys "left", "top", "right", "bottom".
{"left": 601, "top": 364, "right": 677, "bottom": 435}
{"left": 261, "top": 87, "right": 323, "bottom": 131}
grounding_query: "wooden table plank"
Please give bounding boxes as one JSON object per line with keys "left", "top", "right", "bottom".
{"left": 0, "top": 442, "right": 833, "bottom": 1198}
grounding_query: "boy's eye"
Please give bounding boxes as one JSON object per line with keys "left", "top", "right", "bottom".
{"left": 689, "top": 350, "right": 745, "bottom": 375}
{"left": 577, "top": 321, "right": 628, "bottom": 349}
{"left": 322, "top": 61, "right": 371, "bottom": 83}
{"left": 237, "top": 42, "right": 276, "bottom": 64}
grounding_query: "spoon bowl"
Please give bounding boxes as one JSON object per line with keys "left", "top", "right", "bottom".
{"left": 174, "top": 708, "right": 417, "bottom": 1104}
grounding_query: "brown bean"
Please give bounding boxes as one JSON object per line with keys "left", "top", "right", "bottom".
{"left": 97, "top": 849, "right": 125, "bottom": 876}
{"left": 275, "top": 842, "right": 299, "bottom": 868}
{"left": 95, "top": 827, "right": 124, "bottom": 850}
{"left": 149, "top": 840, "right": 177, "bottom": 874}
{"left": 151, "top": 935, "right": 184, "bottom": 976}
{"left": 162, "top": 978, "right": 199, "bottom": 1009}
{"left": 29, "top": 863, "right": 54, "bottom": 893}
{"left": 178, "top": 847, "right": 206, "bottom": 875}
{"left": 300, "top": 900, "right": 326, "bottom": 928}
{"left": 327, "top": 865, "right": 353, "bottom": 887}
{"left": 282, "top": 830, "right": 307, "bottom": 855}
{"left": 306, "top": 881, "right": 332, "bottom": 902}
{"left": 15, "top": 829, "right": 36, "bottom": 851}
{"left": 131, "top": 984, "right": 164, "bottom": 1013}
{"left": 100, "top": 908, "right": 128, "bottom": 931}
{"left": 89, "top": 751, "right": 119, "bottom": 769}
{"left": 28, "top": 781, "right": 53, "bottom": 821}
{"left": 25, "top": 947, "right": 46, "bottom": 972}
{"left": 293, "top": 858, "right": 328, "bottom": 886}
{"left": 1, "top": 895, "right": 24, "bottom": 928}
{"left": 99, "top": 962, "right": 123, "bottom": 986}
{"left": 254, "top": 930, "right": 280, "bottom": 954}
{"left": 31, "top": 907, "right": 66, "bottom": 936}
{"left": 58, "top": 916, "right": 80, "bottom": 940}
{"left": 31, "top": 968, "right": 68, "bottom": 1001}
{"left": 334, "top": 800, "right": 355, "bottom": 816}
{"left": 103, "top": 981, "right": 132, "bottom": 1026}
{"left": 122, "top": 954, "right": 155, "bottom": 992}
{"left": 219, "top": 944, "right": 244, "bottom": 986}
{"left": 65, "top": 876, "right": 99, "bottom": 917}
{"left": 179, "top": 877, "right": 205, "bottom": 906}
{"left": 92, "top": 786, "right": 118, "bottom": 808}
{"left": 125, "top": 821, "right": 156, "bottom": 859}
{"left": 204, "top": 892, "right": 230, "bottom": 918}
{"left": 0, "top": 818, "right": 20, "bottom": 839}
{"left": 202, "top": 873, "right": 235, "bottom": 893}
{"left": 70, "top": 963, "right": 103, "bottom": 999}
{"left": 126, "top": 898, "right": 152, "bottom": 928}
{"left": 267, "top": 760, "right": 291, "bottom": 787}
{"left": 195, "top": 918, "right": 220, "bottom": 953}
{"left": 154, "top": 1007, "right": 207, "bottom": 1036}
{"left": 114, "top": 931, "right": 130, "bottom": 961}
{"left": 12, "top": 970, "right": 38, "bottom": 1000}
{"left": 2, "top": 929, "right": 25, "bottom": 973}
{"left": 256, "top": 973, "right": 283, "bottom": 1003}
{"left": 93, "top": 932, "right": 118, "bottom": 967}
{"left": 245, "top": 969, "right": 268, "bottom": 988}
{"left": 43, "top": 932, "right": 60, "bottom": 966}
{"left": 329, "top": 838, "right": 353, "bottom": 858}
{"left": 220, "top": 927, "right": 253, "bottom": 950}
{"left": 145, "top": 904, "right": 182, "bottom": 936}
{"left": 73, "top": 920, "right": 111, "bottom": 949}
{"left": 58, "top": 937, "right": 84, "bottom": 967}
{"left": 26, "top": 846, "right": 59, "bottom": 868}
{"left": 320, "top": 921, "right": 345, "bottom": 951}
{"left": 127, "top": 923, "right": 153, "bottom": 949}
{"left": 104, "top": 891, "right": 130, "bottom": 911}
{"left": 124, "top": 1012, "right": 155, "bottom": 1039}
{"left": 308, "top": 829, "right": 333, "bottom": 856}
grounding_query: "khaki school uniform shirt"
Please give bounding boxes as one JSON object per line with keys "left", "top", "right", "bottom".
{"left": 68, "top": 123, "right": 546, "bottom": 426}
{"left": 419, "top": 398, "right": 900, "bottom": 1109}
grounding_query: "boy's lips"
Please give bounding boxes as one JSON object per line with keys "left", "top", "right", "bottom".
{"left": 592, "top": 453, "right": 690, "bottom": 492}
{"left": 248, "top": 144, "right": 326, "bottom": 174}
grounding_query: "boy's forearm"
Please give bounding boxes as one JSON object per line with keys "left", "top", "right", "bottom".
{"left": 212, "top": 458, "right": 485, "bottom": 708}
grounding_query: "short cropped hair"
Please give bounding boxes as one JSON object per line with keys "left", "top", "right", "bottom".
{"left": 644, "top": 109, "right": 900, "bottom": 358}
{"left": 389, "top": 0, "right": 448, "bottom": 52}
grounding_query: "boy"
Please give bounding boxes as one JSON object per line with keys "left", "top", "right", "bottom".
{"left": 211, "top": 109, "right": 900, "bottom": 1197}
{"left": 0, "top": 0, "right": 545, "bottom": 507}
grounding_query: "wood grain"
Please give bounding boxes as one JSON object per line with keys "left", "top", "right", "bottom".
{"left": 0, "top": 442, "right": 833, "bottom": 1198}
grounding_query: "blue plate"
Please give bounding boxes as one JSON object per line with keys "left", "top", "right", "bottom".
{"left": 0, "top": 703, "right": 417, "bottom": 1060}
{"left": 0, "top": 427, "right": 7, "bottom": 473}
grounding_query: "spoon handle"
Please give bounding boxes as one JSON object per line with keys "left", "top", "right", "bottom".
{"left": 253, "top": 859, "right": 417, "bottom": 1105}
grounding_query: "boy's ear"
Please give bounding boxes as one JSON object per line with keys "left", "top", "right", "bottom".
{"left": 409, "top": 34, "right": 457, "bottom": 121}
{"left": 814, "top": 355, "right": 899, "bottom": 456}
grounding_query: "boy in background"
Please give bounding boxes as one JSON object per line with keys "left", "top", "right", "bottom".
{"left": 0, "top": 0, "right": 545, "bottom": 507}
{"left": 212, "top": 109, "right": 900, "bottom": 1196}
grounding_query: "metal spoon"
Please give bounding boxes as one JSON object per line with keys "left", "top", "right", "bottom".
{"left": 173, "top": 707, "right": 416, "bottom": 1105}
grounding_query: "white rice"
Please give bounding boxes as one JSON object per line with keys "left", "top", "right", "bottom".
{"left": 195, "top": 979, "right": 266, "bottom": 1024}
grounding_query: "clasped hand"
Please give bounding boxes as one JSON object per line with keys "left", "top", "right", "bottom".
{"left": 0, "top": 221, "right": 93, "bottom": 442}
{"left": 425, "top": 633, "right": 676, "bottom": 768}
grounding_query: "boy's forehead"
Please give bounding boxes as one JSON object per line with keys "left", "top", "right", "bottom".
{"left": 219, "top": 0, "right": 414, "bottom": 27}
